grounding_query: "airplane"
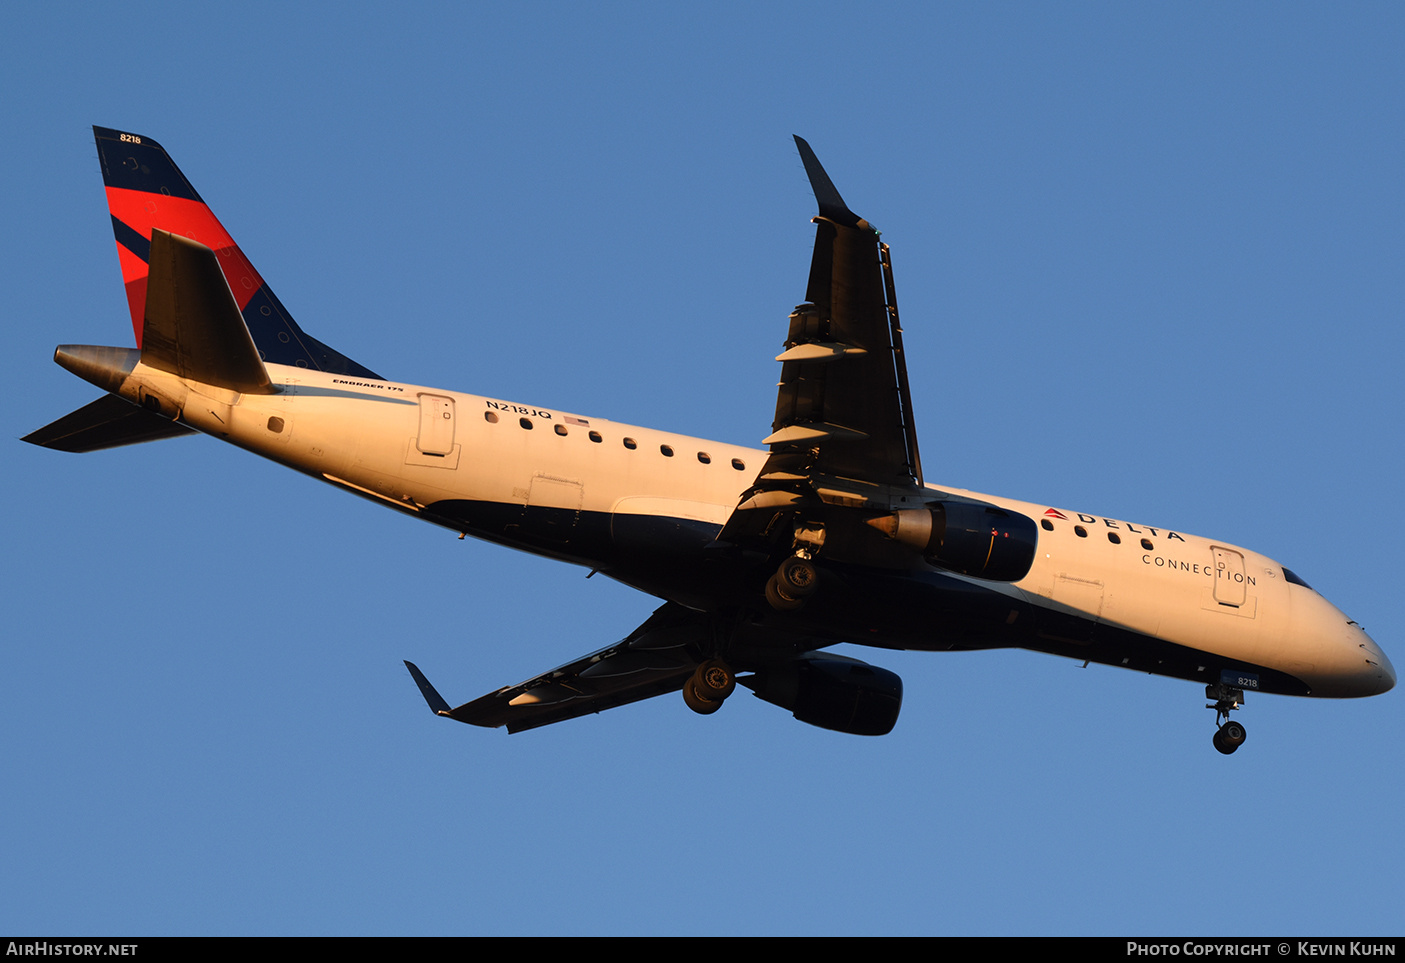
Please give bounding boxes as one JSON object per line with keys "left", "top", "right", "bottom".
{"left": 25, "top": 126, "right": 1395, "bottom": 754}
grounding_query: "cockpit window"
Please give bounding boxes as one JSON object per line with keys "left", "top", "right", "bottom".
{"left": 1282, "top": 567, "right": 1314, "bottom": 590}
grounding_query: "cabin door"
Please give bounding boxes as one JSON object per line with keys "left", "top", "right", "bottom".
{"left": 416, "top": 394, "right": 455, "bottom": 455}
{"left": 1212, "top": 547, "right": 1247, "bottom": 607}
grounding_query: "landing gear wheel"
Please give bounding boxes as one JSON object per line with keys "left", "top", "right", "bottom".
{"left": 765, "top": 573, "right": 806, "bottom": 611}
{"left": 778, "top": 556, "right": 819, "bottom": 598}
{"left": 765, "top": 556, "right": 818, "bottom": 611}
{"left": 1205, "top": 683, "right": 1247, "bottom": 755}
{"left": 1212, "top": 720, "right": 1247, "bottom": 755}
{"left": 693, "top": 659, "right": 736, "bottom": 701}
{"left": 682, "top": 677, "right": 722, "bottom": 715}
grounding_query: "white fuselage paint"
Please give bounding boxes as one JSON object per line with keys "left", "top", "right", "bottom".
{"left": 140, "top": 360, "right": 1393, "bottom": 701}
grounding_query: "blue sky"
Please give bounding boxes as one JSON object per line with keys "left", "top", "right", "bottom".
{"left": 3, "top": 3, "right": 1403, "bottom": 936}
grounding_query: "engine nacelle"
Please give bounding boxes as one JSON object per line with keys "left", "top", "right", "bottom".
{"left": 869, "top": 501, "right": 1038, "bottom": 582}
{"left": 742, "top": 657, "right": 902, "bottom": 736}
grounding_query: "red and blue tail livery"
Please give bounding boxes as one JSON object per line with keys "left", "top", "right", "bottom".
{"left": 93, "top": 126, "right": 377, "bottom": 378}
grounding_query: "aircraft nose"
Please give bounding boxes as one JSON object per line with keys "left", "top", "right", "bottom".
{"left": 1364, "top": 635, "right": 1395, "bottom": 694}
{"left": 1300, "top": 595, "right": 1396, "bottom": 697}
{"left": 1341, "top": 624, "right": 1394, "bottom": 697}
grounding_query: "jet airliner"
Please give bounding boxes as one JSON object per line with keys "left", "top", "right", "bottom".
{"left": 25, "top": 127, "right": 1394, "bottom": 753}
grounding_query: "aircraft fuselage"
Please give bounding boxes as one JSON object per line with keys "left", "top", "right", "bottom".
{"left": 63, "top": 346, "right": 1394, "bottom": 704}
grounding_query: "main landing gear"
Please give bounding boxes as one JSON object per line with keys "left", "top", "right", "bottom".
{"left": 1207, "top": 683, "right": 1248, "bottom": 755}
{"left": 683, "top": 659, "right": 736, "bottom": 715}
{"left": 765, "top": 556, "right": 819, "bottom": 611}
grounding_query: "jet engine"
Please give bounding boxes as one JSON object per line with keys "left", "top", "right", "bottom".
{"left": 742, "top": 656, "right": 903, "bottom": 735}
{"left": 868, "top": 501, "right": 1038, "bottom": 581}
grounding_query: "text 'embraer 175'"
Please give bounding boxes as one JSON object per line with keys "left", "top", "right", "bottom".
{"left": 26, "top": 127, "right": 1395, "bottom": 753}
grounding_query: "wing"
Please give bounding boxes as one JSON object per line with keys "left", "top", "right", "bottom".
{"left": 769, "top": 136, "right": 923, "bottom": 487}
{"left": 718, "top": 138, "right": 923, "bottom": 555}
{"left": 405, "top": 604, "right": 708, "bottom": 733}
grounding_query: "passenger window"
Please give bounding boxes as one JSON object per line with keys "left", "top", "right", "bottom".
{"left": 1107, "top": 532, "right": 1121, "bottom": 545}
{"left": 483, "top": 411, "right": 498, "bottom": 424}
{"left": 1141, "top": 538, "right": 1153, "bottom": 550}
{"left": 660, "top": 445, "right": 674, "bottom": 457}
{"left": 731, "top": 458, "right": 746, "bottom": 471}
{"left": 519, "top": 418, "right": 533, "bottom": 430}
{"left": 1075, "top": 526, "right": 1087, "bottom": 538}
{"left": 554, "top": 424, "right": 568, "bottom": 436}
{"left": 623, "top": 437, "right": 637, "bottom": 450}
{"left": 589, "top": 431, "right": 602, "bottom": 443}
{"left": 697, "top": 452, "right": 711, "bottom": 464}
{"left": 1040, "top": 519, "right": 1054, "bottom": 532}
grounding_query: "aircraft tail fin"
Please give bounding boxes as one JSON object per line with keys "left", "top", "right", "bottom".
{"left": 93, "top": 126, "right": 380, "bottom": 379}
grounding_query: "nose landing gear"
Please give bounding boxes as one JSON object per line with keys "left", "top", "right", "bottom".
{"left": 1213, "top": 719, "right": 1247, "bottom": 754}
{"left": 1207, "top": 683, "right": 1247, "bottom": 755}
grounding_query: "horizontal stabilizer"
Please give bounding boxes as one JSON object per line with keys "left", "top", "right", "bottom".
{"left": 142, "top": 230, "right": 275, "bottom": 394}
{"left": 22, "top": 394, "right": 195, "bottom": 452}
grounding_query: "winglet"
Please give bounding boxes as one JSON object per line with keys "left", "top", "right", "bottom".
{"left": 404, "top": 661, "right": 454, "bottom": 716}
{"left": 793, "top": 135, "right": 864, "bottom": 229}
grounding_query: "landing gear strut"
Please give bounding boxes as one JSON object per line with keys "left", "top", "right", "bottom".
{"left": 683, "top": 659, "right": 736, "bottom": 715}
{"left": 1206, "top": 683, "right": 1248, "bottom": 755}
